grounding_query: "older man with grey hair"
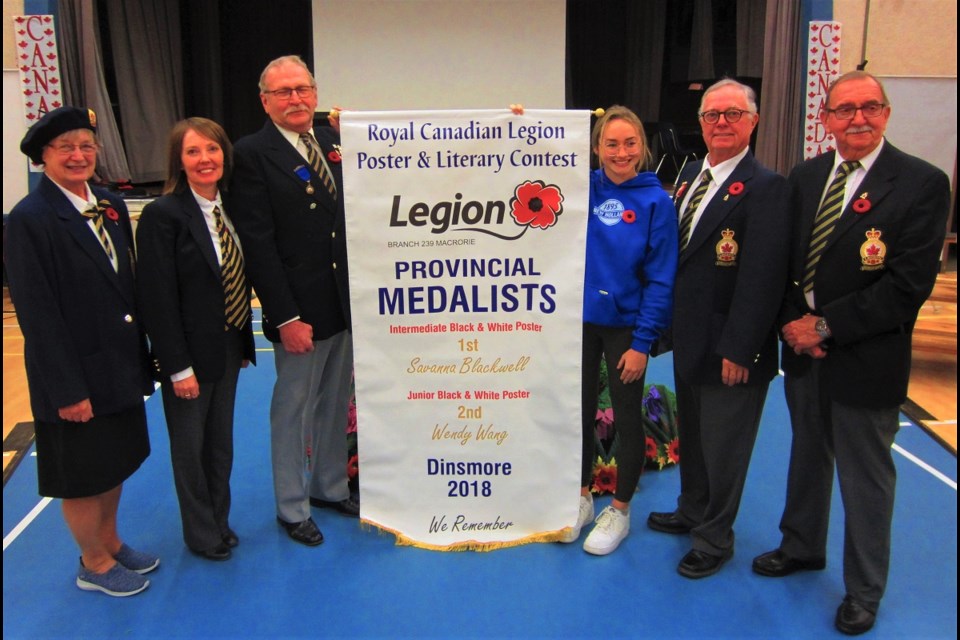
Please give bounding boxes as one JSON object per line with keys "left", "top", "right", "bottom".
{"left": 647, "top": 78, "right": 790, "bottom": 579}
{"left": 230, "top": 55, "right": 357, "bottom": 548}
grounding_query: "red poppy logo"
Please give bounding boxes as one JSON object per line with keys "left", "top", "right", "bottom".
{"left": 674, "top": 182, "right": 689, "bottom": 200}
{"left": 510, "top": 180, "right": 564, "bottom": 231}
{"left": 852, "top": 197, "right": 871, "bottom": 214}
{"left": 622, "top": 210, "right": 636, "bottom": 224}
{"left": 728, "top": 181, "right": 744, "bottom": 196}
{"left": 327, "top": 150, "right": 341, "bottom": 164}
{"left": 104, "top": 207, "right": 119, "bottom": 221}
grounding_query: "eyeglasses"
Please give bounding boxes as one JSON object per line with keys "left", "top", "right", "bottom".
{"left": 48, "top": 143, "right": 99, "bottom": 155}
{"left": 825, "top": 103, "right": 887, "bottom": 120}
{"left": 262, "top": 85, "right": 317, "bottom": 100}
{"left": 698, "top": 109, "right": 752, "bottom": 124}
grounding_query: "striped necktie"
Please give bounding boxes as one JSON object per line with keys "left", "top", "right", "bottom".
{"left": 299, "top": 133, "right": 337, "bottom": 200}
{"left": 81, "top": 205, "right": 116, "bottom": 269}
{"left": 213, "top": 206, "right": 249, "bottom": 330}
{"left": 802, "top": 160, "right": 860, "bottom": 293}
{"left": 678, "top": 169, "right": 712, "bottom": 252}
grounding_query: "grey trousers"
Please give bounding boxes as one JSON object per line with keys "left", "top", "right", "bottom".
{"left": 780, "top": 360, "right": 898, "bottom": 609}
{"left": 271, "top": 330, "right": 354, "bottom": 523}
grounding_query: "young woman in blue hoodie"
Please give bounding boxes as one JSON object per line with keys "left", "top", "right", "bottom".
{"left": 564, "top": 106, "right": 678, "bottom": 555}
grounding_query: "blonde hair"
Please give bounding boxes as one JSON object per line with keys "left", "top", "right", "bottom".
{"left": 590, "top": 105, "right": 652, "bottom": 172}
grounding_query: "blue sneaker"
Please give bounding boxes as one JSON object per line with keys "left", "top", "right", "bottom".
{"left": 76, "top": 560, "right": 149, "bottom": 597}
{"left": 114, "top": 544, "right": 160, "bottom": 574}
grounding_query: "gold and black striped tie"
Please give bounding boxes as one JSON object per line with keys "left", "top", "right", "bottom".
{"left": 81, "top": 206, "right": 116, "bottom": 269}
{"left": 802, "top": 161, "right": 860, "bottom": 293}
{"left": 678, "top": 169, "right": 712, "bottom": 252}
{"left": 213, "top": 206, "right": 249, "bottom": 330}
{"left": 299, "top": 132, "right": 337, "bottom": 200}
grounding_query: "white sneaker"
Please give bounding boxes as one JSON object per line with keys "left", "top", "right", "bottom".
{"left": 559, "top": 493, "right": 595, "bottom": 543}
{"left": 583, "top": 505, "right": 630, "bottom": 555}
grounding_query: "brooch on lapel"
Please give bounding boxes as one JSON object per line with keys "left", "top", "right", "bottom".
{"left": 852, "top": 193, "right": 872, "bottom": 214}
{"left": 328, "top": 144, "right": 342, "bottom": 164}
{"left": 294, "top": 165, "right": 315, "bottom": 195}
{"left": 715, "top": 229, "right": 739, "bottom": 266}
{"left": 723, "top": 181, "right": 745, "bottom": 201}
{"left": 674, "top": 181, "right": 689, "bottom": 201}
{"left": 860, "top": 228, "right": 886, "bottom": 271}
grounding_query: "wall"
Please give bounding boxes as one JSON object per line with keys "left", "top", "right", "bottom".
{"left": 834, "top": 0, "right": 957, "bottom": 179}
{"left": 312, "top": 0, "right": 566, "bottom": 110}
{"left": 835, "top": 0, "right": 957, "bottom": 76}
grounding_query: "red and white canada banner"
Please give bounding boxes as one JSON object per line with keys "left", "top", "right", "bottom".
{"left": 14, "top": 14, "right": 64, "bottom": 169}
{"left": 804, "top": 21, "right": 842, "bottom": 159}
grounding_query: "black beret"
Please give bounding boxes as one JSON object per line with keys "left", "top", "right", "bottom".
{"left": 20, "top": 106, "right": 98, "bottom": 164}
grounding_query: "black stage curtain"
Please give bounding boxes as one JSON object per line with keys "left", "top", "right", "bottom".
{"left": 181, "top": 0, "right": 313, "bottom": 142}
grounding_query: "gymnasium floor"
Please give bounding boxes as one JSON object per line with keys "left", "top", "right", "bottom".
{"left": 3, "top": 312, "right": 957, "bottom": 639}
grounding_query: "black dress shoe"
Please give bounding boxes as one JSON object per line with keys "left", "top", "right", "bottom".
{"left": 835, "top": 596, "right": 876, "bottom": 635}
{"left": 677, "top": 548, "right": 732, "bottom": 579}
{"left": 222, "top": 529, "right": 239, "bottom": 548}
{"left": 277, "top": 517, "right": 324, "bottom": 546}
{"left": 752, "top": 548, "right": 826, "bottom": 577}
{"left": 191, "top": 542, "right": 232, "bottom": 561}
{"left": 310, "top": 494, "right": 360, "bottom": 517}
{"left": 647, "top": 511, "right": 691, "bottom": 534}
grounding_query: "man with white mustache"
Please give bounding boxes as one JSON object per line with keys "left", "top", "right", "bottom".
{"left": 230, "top": 55, "right": 357, "bottom": 548}
{"left": 753, "top": 71, "right": 950, "bottom": 635}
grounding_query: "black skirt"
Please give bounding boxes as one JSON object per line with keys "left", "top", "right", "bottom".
{"left": 35, "top": 403, "right": 150, "bottom": 498}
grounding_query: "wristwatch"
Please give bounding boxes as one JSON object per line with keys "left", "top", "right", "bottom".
{"left": 815, "top": 317, "right": 832, "bottom": 339}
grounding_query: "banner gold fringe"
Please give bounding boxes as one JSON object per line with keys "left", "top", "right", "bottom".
{"left": 360, "top": 518, "right": 569, "bottom": 551}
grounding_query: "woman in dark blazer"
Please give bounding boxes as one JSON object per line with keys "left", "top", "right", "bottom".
{"left": 136, "top": 117, "right": 255, "bottom": 561}
{"left": 6, "top": 107, "right": 157, "bottom": 597}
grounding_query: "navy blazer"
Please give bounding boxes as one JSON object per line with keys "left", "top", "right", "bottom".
{"left": 5, "top": 175, "right": 154, "bottom": 422}
{"left": 780, "top": 142, "right": 950, "bottom": 407}
{"left": 671, "top": 151, "right": 790, "bottom": 386}
{"left": 229, "top": 121, "right": 350, "bottom": 343}
{"left": 135, "top": 190, "right": 256, "bottom": 381}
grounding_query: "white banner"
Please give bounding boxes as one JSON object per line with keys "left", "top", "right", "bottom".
{"left": 14, "top": 14, "right": 64, "bottom": 171}
{"left": 341, "top": 109, "right": 589, "bottom": 550}
{"left": 804, "top": 21, "right": 843, "bottom": 159}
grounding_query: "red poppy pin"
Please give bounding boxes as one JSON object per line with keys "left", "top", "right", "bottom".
{"left": 674, "top": 182, "right": 689, "bottom": 200}
{"left": 727, "top": 181, "right": 745, "bottom": 196}
{"left": 327, "top": 150, "right": 341, "bottom": 164}
{"left": 105, "top": 207, "right": 119, "bottom": 221}
{"left": 622, "top": 210, "right": 636, "bottom": 224}
{"left": 852, "top": 194, "right": 871, "bottom": 214}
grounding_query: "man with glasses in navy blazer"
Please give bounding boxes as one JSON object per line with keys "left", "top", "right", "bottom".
{"left": 752, "top": 71, "right": 950, "bottom": 635}
{"left": 646, "top": 79, "right": 790, "bottom": 580}
{"left": 230, "top": 55, "right": 357, "bottom": 548}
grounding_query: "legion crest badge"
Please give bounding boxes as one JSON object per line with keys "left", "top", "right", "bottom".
{"left": 859, "top": 228, "right": 886, "bottom": 271}
{"left": 715, "top": 229, "right": 738, "bottom": 266}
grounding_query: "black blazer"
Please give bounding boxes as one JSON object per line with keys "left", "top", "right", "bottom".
{"left": 780, "top": 142, "right": 950, "bottom": 407}
{"left": 229, "top": 121, "right": 350, "bottom": 343}
{"left": 671, "top": 151, "right": 790, "bottom": 386}
{"left": 135, "top": 189, "right": 256, "bottom": 381}
{"left": 5, "top": 175, "right": 154, "bottom": 422}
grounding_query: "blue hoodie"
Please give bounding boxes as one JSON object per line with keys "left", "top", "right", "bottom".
{"left": 583, "top": 169, "right": 678, "bottom": 353}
